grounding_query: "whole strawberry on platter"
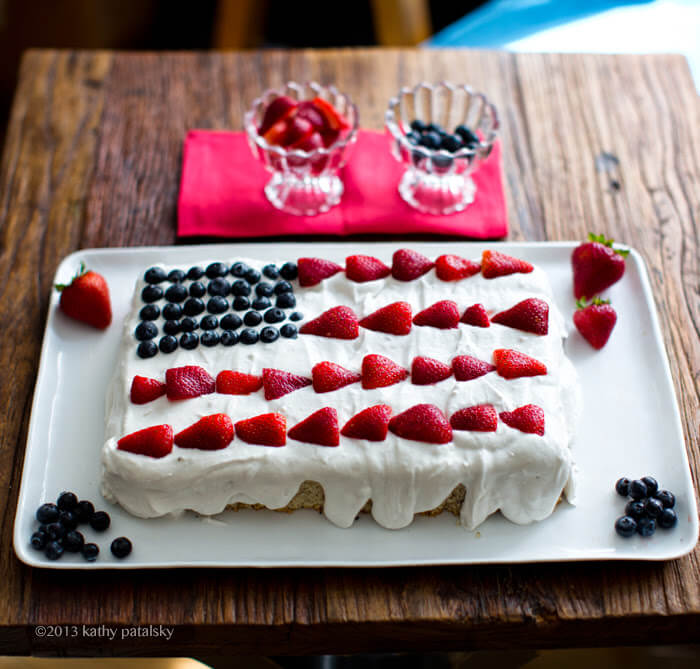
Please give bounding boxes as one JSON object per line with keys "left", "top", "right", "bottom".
{"left": 573, "top": 298, "right": 617, "bottom": 350}
{"left": 55, "top": 262, "right": 112, "bottom": 329}
{"left": 572, "top": 233, "right": 629, "bottom": 299}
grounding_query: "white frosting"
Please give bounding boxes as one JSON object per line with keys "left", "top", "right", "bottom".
{"left": 101, "top": 256, "right": 581, "bottom": 530}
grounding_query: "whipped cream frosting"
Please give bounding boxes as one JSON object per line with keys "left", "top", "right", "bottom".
{"left": 101, "top": 256, "right": 581, "bottom": 530}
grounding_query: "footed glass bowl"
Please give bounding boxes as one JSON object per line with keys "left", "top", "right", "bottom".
{"left": 385, "top": 82, "right": 499, "bottom": 215}
{"left": 244, "top": 82, "right": 359, "bottom": 216}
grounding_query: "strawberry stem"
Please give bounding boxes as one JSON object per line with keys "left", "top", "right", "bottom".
{"left": 587, "top": 232, "right": 630, "bottom": 257}
{"left": 54, "top": 261, "right": 87, "bottom": 292}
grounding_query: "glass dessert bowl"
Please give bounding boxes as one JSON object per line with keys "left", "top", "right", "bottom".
{"left": 385, "top": 82, "right": 499, "bottom": 215}
{"left": 244, "top": 82, "right": 359, "bottom": 216}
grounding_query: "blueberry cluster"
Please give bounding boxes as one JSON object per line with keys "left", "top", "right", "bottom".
{"left": 30, "top": 491, "right": 131, "bottom": 562}
{"left": 136, "top": 261, "right": 302, "bottom": 357}
{"left": 406, "top": 120, "right": 480, "bottom": 153}
{"left": 614, "top": 476, "right": 678, "bottom": 538}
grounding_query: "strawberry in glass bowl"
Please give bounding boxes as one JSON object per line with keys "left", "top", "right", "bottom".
{"left": 244, "top": 82, "right": 358, "bottom": 216}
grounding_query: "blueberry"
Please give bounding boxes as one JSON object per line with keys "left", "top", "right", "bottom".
{"left": 167, "top": 269, "right": 186, "bottom": 283}
{"left": 262, "top": 264, "right": 280, "bottom": 279}
{"left": 207, "top": 296, "right": 229, "bottom": 314}
{"left": 629, "top": 479, "right": 648, "bottom": 500}
{"left": 244, "top": 268, "right": 261, "bottom": 284}
{"left": 418, "top": 131, "right": 441, "bottom": 149}
{"left": 644, "top": 497, "right": 664, "bottom": 518}
{"left": 137, "top": 340, "right": 158, "bottom": 359}
{"left": 615, "top": 515, "right": 637, "bottom": 538}
{"left": 165, "top": 283, "right": 188, "bottom": 303}
{"left": 232, "top": 279, "right": 252, "bottom": 296}
{"left": 260, "top": 326, "right": 280, "bottom": 343}
{"left": 289, "top": 312, "right": 304, "bottom": 322}
{"left": 82, "top": 543, "right": 99, "bottom": 562}
{"left": 135, "top": 321, "right": 158, "bottom": 341}
{"left": 57, "top": 491, "right": 78, "bottom": 511}
{"left": 240, "top": 328, "right": 259, "bottom": 345}
{"left": 276, "top": 293, "right": 296, "bottom": 309}
{"left": 432, "top": 154, "right": 454, "bottom": 169}
{"left": 280, "top": 323, "right": 298, "bottom": 339}
{"left": 220, "top": 313, "right": 242, "bottom": 330}
{"left": 244, "top": 311, "right": 262, "bottom": 327}
{"left": 159, "top": 335, "right": 178, "bottom": 353}
{"left": 89, "top": 510, "right": 111, "bottom": 532}
{"left": 163, "top": 320, "right": 181, "bottom": 336}
{"left": 405, "top": 131, "right": 421, "bottom": 145}
{"left": 36, "top": 503, "right": 59, "bottom": 524}
{"left": 46, "top": 522, "right": 65, "bottom": 541}
{"left": 141, "top": 284, "right": 163, "bottom": 303}
{"left": 637, "top": 516, "right": 656, "bottom": 537}
{"left": 201, "top": 331, "right": 220, "bottom": 347}
{"left": 440, "top": 134, "right": 463, "bottom": 152}
{"left": 58, "top": 509, "right": 78, "bottom": 530}
{"left": 410, "top": 119, "right": 427, "bottom": 133}
{"left": 144, "top": 267, "right": 167, "bottom": 284}
{"left": 180, "top": 317, "right": 198, "bottom": 332}
{"left": 206, "top": 262, "right": 228, "bottom": 279}
{"left": 186, "top": 266, "right": 204, "bottom": 280}
{"left": 31, "top": 530, "right": 48, "bottom": 550}
{"left": 220, "top": 330, "right": 239, "bottom": 346}
{"left": 200, "top": 315, "right": 218, "bottom": 330}
{"left": 183, "top": 297, "right": 205, "bottom": 316}
{"left": 63, "top": 530, "right": 85, "bottom": 552}
{"left": 455, "top": 124, "right": 480, "bottom": 147}
{"left": 180, "top": 332, "right": 199, "bottom": 349}
{"left": 208, "top": 278, "right": 230, "bottom": 297}
{"left": 230, "top": 262, "right": 249, "bottom": 277}
{"left": 256, "top": 282, "right": 274, "bottom": 297}
{"left": 264, "top": 308, "right": 285, "bottom": 324}
{"left": 111, "top": 537, "right": 133, "bottom": 558}
{"left": 625, "top": 500, "right": 646, "bottom": 520}
{"left": 45, "top": 540, "right": 64, "bottom": 560}
{"left": 641, "top": 476, "right": 659, "bottom": 496}
{"left": 615, "top": 477, "right": 631, "bottom": 497}
{"left": 189, "top": 281, "right": 206, "bottom": 298}
{"left": 658, "top": 508, "right": 678, "bottom": 529}
{"left": 274, "top": 280, "right": 293, "bottom": 295}
{"left": 162, "top": 302, "right": 182, "bottom": 320}
{"left": 233, "top": 296, "right": 250, "bottom": 311}
{"left": 654, "top": 489, "right": 675, "bottom": 509}
{"left": 75, "top": 500, "right": 95, "bottom": 523}
{"left": 139, "top": 304, "right": 160, "bottom": 321}
{"left": 426, "top": 122, "right": 444, "bottom": 135}
{"left": 279, "top": 262, "right": 298, "bottom": 280}
{"left": 252, "top": 296, "right": 271, "bottom": 311}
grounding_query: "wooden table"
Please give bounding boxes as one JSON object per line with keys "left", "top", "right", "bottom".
{"left": 1, "top": 48, "right": 698, "bottom": 656}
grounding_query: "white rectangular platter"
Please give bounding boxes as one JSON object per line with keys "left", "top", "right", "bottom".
{"left": 13, "top": 242, "right": 699, "bottom": 568}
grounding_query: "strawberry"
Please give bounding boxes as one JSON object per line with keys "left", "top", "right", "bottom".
{"left": 435, "top": 254, "right": 480, "bottom": 281}
{"left": 413, "top": 300, "right": 460, "bottom": 329}
{"left": 461, "top": 303, "right": 490, "bottom": 328}
{"left": 452, "top": 355, "right": 496, "bottom": 381}
{"left": 345, "top": 255, "right": 391, "bottom": 282}
{"left": 299, "top": 306, "right": 359, "bottom": 339}
{"left": 341, "top": 404, "right": 393, "bottom": 441}
{"left": 174, "top": 413, "right": 234, "bottom": 451}
{"left": 297, "top": 257, "right": 343, "bottom": 287}
{"left": 216, "top": 370, "right": 263, "bottom": 395}
{"left": 117, "top": 424, "right": 173, "bottom": 458}
{"left": 311, "top": 97, "right": 350, "bottom": 131}
{"left": 361, "top": 354, "right": 409, "bottom": 389}
{"left": 288, "top": 407, "right": 340, "bottom": 447}
{"left": 55, "top": 262, "right": 112, "bottom": 329}
{"left": 572, "top": 233, "right": 628, "bottom": 299}
{"left": 235, "top": 413, "right": 287, "bottom": 447}
{"left": 359, "top": 301, "right": 412, "bottom": 335}
{"left": 388, "top": 404, "right": 452, "bottom": 444}
{"left": 130, "top": 375, "right": 166, "bottom": 404}
{"left": 411, "top": 356, "right": 453, "bottom": 385}
{"left": 262, "top": 368, "right": 312, "bottom": 400}
{"left": 312, "top": 361, "right": 362, "bottom": 393}
{"left": 481, "top": 250, "right": 534, "bottom": 279}
{"left": 450, "top": 404, "right": 498, "bottom": 432}
{"left": 573, "top": 297, "right": 617, "bottom": 349}
{"left": 499, "top": 404, "right": 545, "bottom": 436}
{"left": 491, "top": 297, "right": 549, "bottom": 335}
{"left": 165, "top": 365, "right": 216, "bottom": 400}
{"left": 258, "top": 95, "right": 298, "bottom": 135}
{"left": 493, "top": 349, "right": 547, "bottom": 379}
{"left": 391, "top": 249, "right": 435, "bottom": 281}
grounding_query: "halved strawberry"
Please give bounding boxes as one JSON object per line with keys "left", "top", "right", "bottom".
{"left": 481, "top": 250, "right": 534, "bottom": 278}
{"left": 388, "top": 404, "right": 452, "bottom": 444}
{"left": 295, "top": 100, "right": 326, "bottom": 131}
{"left": 311, "top": 97, "right": 350, "bottom": 131}
{"left": 299, "top": 306, "right": 360, "bottom": 339}
{"left": 435, "top": 254, "right": 480, "bottom": 281}
{"left": 391, "top": 249, "right": 435, "bottom": 281}
{"left": 262, "top": 368, "right": 312, "bottom": 400}
{"left": 361, "top": 354, "right": 409, "bottom": 389}
{"left": 312, "top": 361, "right": 362, "bottom": 393}
{"left": 499, "top": 404, "right": 545, "bottom": 436}
{"left": 411, "top": 356, "right": 453, "bottom": 385}
{"left": 573, "top": 297, "right": 617, "bottom": 349}
{"left": 165, "top": 365, "right": 216, "bottom": 400}
{"left": 491, "top": 298, "right": 549, "bottom": 335}
{"left": 216, "top": 370, "right": 263, "bottom": 395}
{"left": 235, "top": 413, "right": 287, "bottom": 447}
{"left": 345, "top": 255, "right": 391, "bottom": 283}
{"left": 130, "top": 375, "right": 166, "bottom": 404}
{"left": 450, "top": 404, "right": 498, "bottom": 432}
{"left": 288, "top": 407, "right": 340, "bottom": 447}
{"left": 452, "top": 355, "right": 496, "bottom": 381}
{"left": 258, "top": 95, "right": 298, "bottom": 135}
{"left": 298, "top": 257, "right": 343, "bottom": 287}
{"left": 117, "top": 424, "right": 173, "bottom": 458}
{"left": 174, "top": 413, "right": 234, "bottom": 451}
{"left": 493, "top": 349, "right": 547, "bottom": 379}
{"left": 413, "top": 300, "right": 460, "bottom": 329}
{"left": 359, "top": 301, "right": 412, "bottom": 335}
{"left": 266, "top": 116, "right": 313, "bottom": 148}
{"left": 461, "top": 303, "right": 490, "bottom": 328}
{"left": 55, "top": 262, "right": 112, "bottom": 329}
{"left": 572, "top": 233, "right": 628, "bottom": 299}
{"left": 341, "top": 404, "right": 393, "bottom": 441}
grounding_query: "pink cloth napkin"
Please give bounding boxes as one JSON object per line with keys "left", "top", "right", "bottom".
{"left": 177, "top": 130, "right": 507, "bottom": 239}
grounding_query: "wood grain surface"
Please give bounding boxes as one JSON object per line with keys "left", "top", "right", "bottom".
{"left": 0, "top": 48, "right": 698, "bottom": 656}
